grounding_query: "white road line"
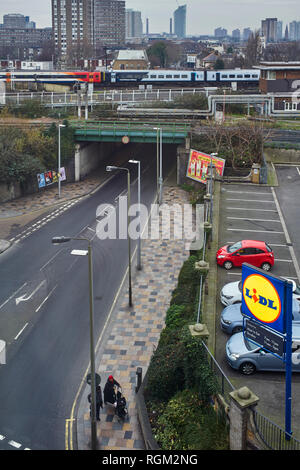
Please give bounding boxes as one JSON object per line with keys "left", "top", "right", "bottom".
{"left": 40, "top": 249, "right": 63, "bottom": 271}
{"left": 0, "top": 283, "right": 27, "bottom": 310}
{"left": 271, "top": 187, "right": 300, "bottom": 283}
{"left": 226, "top": 199, "right": 275, "bottom": 203}
{"left": 226, "top": 207, "right": 277, "bottom": 212}
{"left": 14, "top": 323, "right": 28, "bottom": 341}
{"left": 276, "top": 259, "right": 293, "bottom": 263}
{"left": 227, "top": 217, "right": 280, "bottom": 223}
{"left": 297, "top": 167, "right": 300, "bottom": 177}
{"left": 8, "top": 440, "right": 22, "bottom": 449}
{"left": 0, "top": 435, "right": 5, "bottom": 440}
{"left": 35, "top": 285, "right": 58, "bottom": 313}
{"left": 227, "top": 228, "right": 284, "bottom": 234}
{"left": 225, "top": 191, "right": 273, "bottom": 196}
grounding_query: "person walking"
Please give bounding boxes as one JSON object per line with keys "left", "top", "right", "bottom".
{"left": 103, "top": 375, "right": 120, "bottom": 405}
{"left": 88, "top": 385, "right": 103, "bottom": 421}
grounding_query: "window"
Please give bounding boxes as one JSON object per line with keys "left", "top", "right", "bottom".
{"left": 222, "top": 75, "right": 228, "bottom": 78}
{"left": 166, "top": 75, "right": 172, "bottom": 78}
{"left": 245, "top": 74, "right": 250, "bottom": 78}
{"left": 229, "top": 74, "right": 235, "bottom": 78}
{"left": 266, "top": 71, "right": 276, "bottom": 80}
{"left": 181, "top": 75, "right": 188, "bottom": 78}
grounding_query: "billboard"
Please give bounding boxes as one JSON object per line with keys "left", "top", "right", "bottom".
{"left": 186, "top": 149, "right": 226, "bottom": 184}
{"left": 37, "top": 168, "right": 66, "bottom": 189}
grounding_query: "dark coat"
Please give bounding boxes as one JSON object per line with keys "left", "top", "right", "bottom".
{"left": 88, "top": 385, "right": 103, "bottom": 407}
{"left": 104, "top": 378, "right": 120, "bottom": 403}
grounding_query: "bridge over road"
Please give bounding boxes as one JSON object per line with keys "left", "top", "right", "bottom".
{"left": 70, "top": 120, "right": 190, "bottom": 145}
{"left": 70, "top": 120, "right": 191, "bottom": 183}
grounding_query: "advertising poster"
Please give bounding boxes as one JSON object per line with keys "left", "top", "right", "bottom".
{"left": 186, "top": 149, "right": 226, "bottom": 184}
{"left": 37, "top": 168, "right": 66, "bottom": 189}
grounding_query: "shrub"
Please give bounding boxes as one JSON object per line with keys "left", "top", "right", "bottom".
{"left": 165, "top": 304, "right": 187, "bottom": 330}
{"left": 153, "top": 389, "right": 229, "bottom": 450}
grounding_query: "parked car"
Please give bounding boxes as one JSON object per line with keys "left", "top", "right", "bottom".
{"left": 226, "top": 324, "right": 300, "bottom": 375}
{"left": 221, "top": 299, "right": 300, "bottom": 335}
{"left": 216, "top": 240, "right": 274, "bottom": 271}
{"left": 220, "top": 278, "right": 300, "bottom": 307}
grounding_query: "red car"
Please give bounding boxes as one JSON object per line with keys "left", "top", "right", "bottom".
{"left": 216, "top": 240, "right": 274, "bottom": 271}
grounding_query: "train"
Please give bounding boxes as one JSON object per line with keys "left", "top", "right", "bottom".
{"left": 0, "top": 69, "right": 260, "bottom": 89}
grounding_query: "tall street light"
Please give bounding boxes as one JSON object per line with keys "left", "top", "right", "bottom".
{"left": 51, "top": 236, "right": 98, "bottom": 450}
{"left": 153, "top": 127, "right": 163, "bottom": 205}
{"left": 58, "top": 124, "right": 66, "bottom": 199}
{"left": 106, "top": 166, "right": 133, "bottom": 307}
{"left": 129, "top": 159, "right": 142, "bottom": 271}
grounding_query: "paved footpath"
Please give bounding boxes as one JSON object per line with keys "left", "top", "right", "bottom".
{"left": 77, "top": 185, "right": 190, "bottom": 450}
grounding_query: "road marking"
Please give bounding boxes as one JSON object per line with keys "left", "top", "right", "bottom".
{"left": 8, "top": 440, "right": 22, "bottom": 449}
{"left": 226, "top": 199, "right": 275, "bottom": 203}
{"left": 14, "top": 323, "right": 28, "bottom": 341}
{"left": 297, "top": 167, "right": 300, "bottom": 177}
{"left": 227, "top": 217, "right": 281, "bottom": 223}
{"left": 0, "top": 283, "right": 27, "bottom": 310}
{"left": 227, "top": 228, "right": 284, "bottom": 234}
{"left": 225, "top": 190, "right": 273, "bottom": 196}
{"left": 226, "top": 207, "right": 277, "bottom": 212}
{"left": 40, "top": 249, "right": 63, "bottom": 271}
{"left": 16, "top": 280, "right": 46, "bottom": 305}
{"left": 35, "top": 285, "right": 58, "bottom": 313}
{"left": 275, "top": 259, "right": 293, "bottom": 263}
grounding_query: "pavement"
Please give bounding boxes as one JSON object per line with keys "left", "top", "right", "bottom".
{"left": 0, "top": 165, "right": 191, "bottom": 450}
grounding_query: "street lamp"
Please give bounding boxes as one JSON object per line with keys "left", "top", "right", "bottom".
{"left": 106, "top": 166, "right": 133, "bottom": 307}
{"left": 153, "top": 127, "right": 163, "bottom": 205}
{"left": 51, "top": 235, "right": 98, "bottom": 450}
{"left": 58, "top": 124, "right": 66, "bottom": 199}
{"left": 129, "top": 159, "right": 142, "bottom": 271}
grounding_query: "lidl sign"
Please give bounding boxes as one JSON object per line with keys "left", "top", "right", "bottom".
{"left": 241, "top": 264, "right": 291, "bottom": 335}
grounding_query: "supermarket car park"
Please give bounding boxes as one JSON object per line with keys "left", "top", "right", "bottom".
{"left": 215, "top": 179, "right": 300, "bottom": 434}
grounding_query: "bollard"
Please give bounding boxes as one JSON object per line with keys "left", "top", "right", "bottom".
{"left": 135, "top": 367, "right": 142, "bottom": 393}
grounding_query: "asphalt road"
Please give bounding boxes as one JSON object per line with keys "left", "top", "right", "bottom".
{"left": 216, "top": 178, "right": 300, "bottom": 439}
{"left": 0, "top": 144, "right": 176, "bottom": 450}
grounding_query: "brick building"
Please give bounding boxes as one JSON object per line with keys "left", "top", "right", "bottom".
{"left": 111, "top": 49, "right": 150, "bottom": 70}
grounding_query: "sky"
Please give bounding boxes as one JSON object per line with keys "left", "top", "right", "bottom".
{"left": 0, "top": 0, "right": 299, "bottom": 35}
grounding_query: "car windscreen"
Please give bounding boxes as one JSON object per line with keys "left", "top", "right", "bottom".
{"left": 238, "top": 281, "right": 242, "bottom": 292}
{"left": 227, "top": 242, "right": 242, "bottom": 253}
{"left": 266, "top": 243, "right": 273, "bottom": 252}
{"left": 244, "top": 337, "right": 259, "bottom": 351}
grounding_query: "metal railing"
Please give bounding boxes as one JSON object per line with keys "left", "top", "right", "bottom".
{"left": 252, "top": 409, "right": 300, "bottom": 450}
{"left": 70, "top": 119, "right": 190, "bottom": 134}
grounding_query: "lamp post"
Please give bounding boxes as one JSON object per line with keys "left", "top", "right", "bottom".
{"left": 58, "top": 124, "right": 66, "bottom": 199}
{"left": 106, "top": 166, "right": 133, "bottom": 307}
{"left": 153, "top": 127, "right": 163, "bottom": 205}
{"left": 129, "top": 159, "right": 142, "bottom": 271}
{"left": 51, "top": 236, "right": 97, "bottom": 450}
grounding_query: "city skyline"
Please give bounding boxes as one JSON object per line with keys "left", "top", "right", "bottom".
{"left": 0, "top": 0, "right": 299, "bottom": 35}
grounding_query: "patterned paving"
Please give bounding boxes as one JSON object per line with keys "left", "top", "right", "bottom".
{"left": 79, "top": 186, "right": 191, "bottom": 450}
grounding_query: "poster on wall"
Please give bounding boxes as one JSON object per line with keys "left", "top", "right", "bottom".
{"left": 37, "top": 167, "right": 66, "bottom": 189}
{"left": 186, "top": 149, "right": 226, "bottom": 184}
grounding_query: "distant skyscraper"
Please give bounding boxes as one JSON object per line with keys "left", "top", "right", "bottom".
{"left": 289, "top": 21, "right": 300, "bottom": 41}
{"left": 243, "top": 28, "right": 252, "bottom": 41}
{"left": 146, "top": 18, "right": 149, "bottom": 35}
{"left": 94, "top": 0, "right": 125, "bottom": 47}
{"left": 277, "top": 21, "right": 283, "bottom": 40}
{"left": 3, "top": 13, "right": 34, "bottom": 29}
{"left": 174, "top": 4, "right": 186, "bottom": 39}
{"left": 232, "top": 29, "right": 241, "bottom": 40}
{"left": 126, "top": 9, "right": 143, "bottom": 39}
{"left": 261, "top": 18, "right": 278, "bottom": 42}
{"left": 214, "top": 27, "right": 227, "bottom": 38}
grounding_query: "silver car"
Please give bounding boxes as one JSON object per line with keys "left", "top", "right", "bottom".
{"left": 221, "top": 299, "right": 300, "bottom": 335}
{"left": 226, "top": 325, "right": 300, "bottom": 375}
{"left": 220, "top": 278, "right": 300, "bottom": 307}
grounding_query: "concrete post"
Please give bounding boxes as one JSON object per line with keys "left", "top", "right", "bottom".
{"left": 75, "top": 144, "right": 81, "bottom": 182}
{"left": 229, "top": 386, "right": 259, "bottom": 450}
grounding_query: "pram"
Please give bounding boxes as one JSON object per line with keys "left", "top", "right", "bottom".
{"left": 114, "top": 387, "right": 128, "bottom": 423}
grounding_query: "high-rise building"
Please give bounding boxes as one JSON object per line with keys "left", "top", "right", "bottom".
{"left": 214, "top": 27, "right": 227, "bottom": 38}
{"left": 125, "top": 9, "right": 143, "bottom": 39}
{"left": 94, "top": 0, "right": 125, "bottom": 48}
{"left": 243, "top": 27, "right": 252, "bottom": 41}
{"left": 52, "top": 0, "right": 125, "bottom": 60}
{"left": 277, "top": 21, "right": 283, "bottom": 41}
{"left": 52, "top": 0, "right": 94, "bottom": 59}
{"left": 232, "top": 29, "right": 241, "bottom": 40}
{"left": 261, "top": 18, "right": 278, "bottom": 42}
{"left": 289, "top": 21, "right": 300, "bottom": 41}
{"left": 174, "top": 4, "right": 186, "bottom": 39}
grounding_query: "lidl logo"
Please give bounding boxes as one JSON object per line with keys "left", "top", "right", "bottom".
{"left": 243, "top": 274, "right": 281, "bottom": 324}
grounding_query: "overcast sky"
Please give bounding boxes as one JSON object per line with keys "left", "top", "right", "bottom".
{"left": 0, "top": 0, "right": 298, "bottom": 35}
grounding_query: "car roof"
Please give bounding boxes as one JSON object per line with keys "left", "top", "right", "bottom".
{"left": 241, "top": 240, "right": 267, "bottom": 248}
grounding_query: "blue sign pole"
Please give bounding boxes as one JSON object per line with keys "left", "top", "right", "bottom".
{"left": 285, "top": 280, "right": 293, "bottom": 440}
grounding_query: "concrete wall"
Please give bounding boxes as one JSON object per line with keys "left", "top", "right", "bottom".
{"left": 265, "top": 147, "right": 300, "bottom": 164}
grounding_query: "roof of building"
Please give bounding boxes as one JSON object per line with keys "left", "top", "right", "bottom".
{"left": 202, "top": 52, "right": 219, "bottom": 63}
{"left": 257, "top": 61, "right": 300, "bottom": 70}
{"left": 116, "top": 50, "right": 148, "bottom": 61}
